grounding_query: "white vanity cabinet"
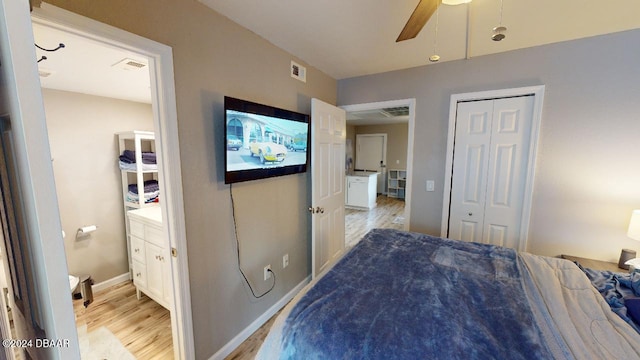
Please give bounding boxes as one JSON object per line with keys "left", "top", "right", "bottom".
{"left": 127, "top": 207, "right": 171, "bottom": 310}
{"left": 346, "top": 172, "right": 378, "bottom": 209}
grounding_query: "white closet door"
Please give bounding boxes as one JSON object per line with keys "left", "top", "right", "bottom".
{"left": 482, "top": 96, "right": 534, "bottom": 248}
{"left": 448, "top": 101, "right": 493, "bottom": 242}
{"left": 448, "top": 96, "right": 534, "bottom": 249}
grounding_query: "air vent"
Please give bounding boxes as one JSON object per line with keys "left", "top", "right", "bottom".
{"left": 291, "top": 60, "right": 306, "bottom": 83}
{"left": 112, "top": 58, "right": 147, "bottom": 70}
{"left": 382, "top": 107, "right": 410, "bottom": 117}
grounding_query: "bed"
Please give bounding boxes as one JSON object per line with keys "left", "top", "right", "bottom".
{"left": 257, "top": 228, "right": 640, "bottom": 359}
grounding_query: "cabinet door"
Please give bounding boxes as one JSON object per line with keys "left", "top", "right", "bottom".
{"left": 132, "top": 260, "right": 147, "bottom": 288}
{"left": 145, "top": 242, "right": 164, "bottom": 301}
{"left": 346, "top": 178, "right": 368, "bottom": 207}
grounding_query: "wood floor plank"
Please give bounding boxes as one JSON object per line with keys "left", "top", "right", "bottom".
{"left": 73, "top": 281, "right": 173, "bottom": 359}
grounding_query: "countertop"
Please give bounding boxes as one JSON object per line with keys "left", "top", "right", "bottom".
{"left": 347, "top": 171, "right": 379, "bottom": 177}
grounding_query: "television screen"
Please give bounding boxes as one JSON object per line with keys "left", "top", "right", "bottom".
{"left": 224, "top": 96, "right": 310, "bottom": 184}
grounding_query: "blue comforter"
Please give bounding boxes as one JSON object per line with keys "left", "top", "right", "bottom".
{"left": 280, "top": 229, "right": 557, "bottom": 359}
{"left": 578, "top": 264, "right": 640, "bottom": 333}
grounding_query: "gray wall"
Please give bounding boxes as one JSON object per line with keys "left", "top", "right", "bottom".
{"left": 338, "top": 29, "right": 640, "bottom": 262}
{"left": 44, "top": 0, "right": 336, "bottom": 358}
{"left": 42, "top": 88, "right": 153, "bottom": 283}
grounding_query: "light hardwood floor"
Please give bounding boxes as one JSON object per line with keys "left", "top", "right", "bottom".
{"left": 73, "top": 281, "right": 173, "bottom": 359}
{"left": 225, "top": 195, "right": 405, "bottom": 360}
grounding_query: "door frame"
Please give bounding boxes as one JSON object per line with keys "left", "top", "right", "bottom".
{"left": 31, "top": 4, "right": 194, "bottom": 359}
{"left": 440, "top": 85, "right": 545, "bottom": 251}
{"left": 355, "top": 133, "right": 387, "bottom": 194}
{"left": 341, "top": 99, "right": 415, "bottom": 231}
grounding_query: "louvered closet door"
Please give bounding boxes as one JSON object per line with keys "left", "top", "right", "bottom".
{"left": 448, "top": 96, "right": 534, "bottom": 249}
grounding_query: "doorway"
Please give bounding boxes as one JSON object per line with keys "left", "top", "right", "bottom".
{"left": 29, "top": 4, "right": 193, "bottom": 359}
{"left": 341, "top": 99, "right": 415, "bottom": 246}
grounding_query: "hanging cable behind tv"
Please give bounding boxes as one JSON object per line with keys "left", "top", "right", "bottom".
{"left": 229, "top": 183, "right": 275, "bottom": 298}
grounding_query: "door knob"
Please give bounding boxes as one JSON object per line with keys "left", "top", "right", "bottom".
{"left": 318, "top": 207, "right": 325, "bottom": 214}
{"left": 308, "top": 207, "right": 315, "bottom": 214}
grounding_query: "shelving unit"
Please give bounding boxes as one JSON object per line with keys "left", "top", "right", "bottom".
{"left": 117, "top": 131, "right": 166, "bottom": 308}
{"left": 117, "top": 131, "right": 159, "bottom": 209}
{"left": 387, "top": 169, "right": 406, "bottom": 199}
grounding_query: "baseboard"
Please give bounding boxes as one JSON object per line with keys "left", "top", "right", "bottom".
{"left": 209, "top": 276, "right": 311, "bottom": 360}
{"left": 91, "top": 272, "right": 131, "bottom": 293}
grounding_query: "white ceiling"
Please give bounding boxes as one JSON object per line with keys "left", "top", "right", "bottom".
{"left": 32, "top": 21, "right": 152, "bottom": 104}
{"left": 30, "top": 1, "right": 640, "bottom": 105}
{"left": 200, "top": 0, "right": 640, "bottom": 79}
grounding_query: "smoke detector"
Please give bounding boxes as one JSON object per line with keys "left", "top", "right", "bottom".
{"left": 112, "top": 58, "right": 147, "bottom": 71}
{"left": 290, "top": 60, "right": 306, "bottom": 83}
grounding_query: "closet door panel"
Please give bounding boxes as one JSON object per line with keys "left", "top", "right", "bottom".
{"left": 483, "top": 96, "right": 534, "bottom": 249}
{"left": 448, "top": 101, "right": 493, "bottom": 243}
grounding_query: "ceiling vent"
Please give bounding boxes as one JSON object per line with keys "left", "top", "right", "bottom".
{"left": 291, "top": 60, "right": 306, "bottom": 83}
{"left": 112, "top": 58, "right": 147, "bottom": 71}
{"left": 382, "top": 106, "right": 410, "bottom": 117}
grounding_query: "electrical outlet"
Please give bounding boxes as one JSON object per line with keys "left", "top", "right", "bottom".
{"left": 283, "top": 254, "right": 289, "bottom": 269}
{"left": 264, "top": 265, "right": 272, "bottom": 281}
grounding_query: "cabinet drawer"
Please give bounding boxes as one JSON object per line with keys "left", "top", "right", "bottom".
{"left": 131, "top": 235, "right": 146, "bottom": 263}
{"left": 348, "top": 176, "right": 367, "bottom": 183}
{"left": 129, "top": 219, "right": 145, "bottom": 238}
{"left": 146, "top": 225, "right": 164, "bottom": 247}
{"left": 132, "top": 260, "right": 147, "bottom": 288}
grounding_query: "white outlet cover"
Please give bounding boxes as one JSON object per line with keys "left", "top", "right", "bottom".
{"left": 264, "top": 265, "right": 272, "bottom": 280}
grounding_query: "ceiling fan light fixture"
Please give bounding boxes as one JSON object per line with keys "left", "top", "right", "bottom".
{"left": 442, "top": 0, "right": 471, "bottom": 5}
{"left": 492, "top": 26, "right": 507, "bottom": 41}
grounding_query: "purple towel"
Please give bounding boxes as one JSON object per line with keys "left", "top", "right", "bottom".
{"left": 128, "top": 180, "right": 159, "bottom": 194}
{"left": 119, "top": 150, "right": 157, "bottom": 164}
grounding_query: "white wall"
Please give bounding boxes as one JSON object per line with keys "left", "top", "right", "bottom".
{"left": 338, "top": 29, "right": 640, "bottom": 263}
{"left": 42, "top": 88, "right": 153, "bottom": 282}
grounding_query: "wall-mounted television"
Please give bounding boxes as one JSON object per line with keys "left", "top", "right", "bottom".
{"left": 224, "top": 96, "right": 310, "bottom": 184}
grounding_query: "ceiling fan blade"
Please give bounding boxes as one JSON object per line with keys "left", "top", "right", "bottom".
{"left": 396, "top": 0, "right": 441, "bottom": 42}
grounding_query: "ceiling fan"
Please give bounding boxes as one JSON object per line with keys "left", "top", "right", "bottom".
{"left": 396, "top": 0, "right": 471, "bottom": 42}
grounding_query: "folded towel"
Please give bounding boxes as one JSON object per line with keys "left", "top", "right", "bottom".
{"left": 119, "top": 150, "right": 157, "bottom": 164}
{"left": 128, "top": 180, "right": 159, "bottom": 194}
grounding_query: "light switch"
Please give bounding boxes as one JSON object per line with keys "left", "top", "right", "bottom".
{"left": 426, "top": 180, "right": 435, "bottom": 192}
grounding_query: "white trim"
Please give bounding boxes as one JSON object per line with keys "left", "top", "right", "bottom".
{"left": 90, "top": 272, "right": 131, "bottom": 293}
{"left": 209, "top": 276, "right": 311, "bottom": 360}
{"left": 341, "top": 99, "right": 416, "bottom": 231}
{"left": 0, "top": 2, "right": 78, "bottom": 358}
{"left": 440, "top": 86, "right": 545, "bottom": 251}
{"left": 31, "top": 4, "right": 194, "bottom": 359}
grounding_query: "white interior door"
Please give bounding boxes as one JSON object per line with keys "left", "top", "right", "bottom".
{"left": 311, "top": 99, "right": 345, "bottom": 279}
{"left": 0, "top": 2, "right": 78, "bottom": 358}
{"left": 355, "top": 134, "right": 386, "bottom": 194}
{"left": 448, "top": 96, "right": 534, "bottom": 249}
